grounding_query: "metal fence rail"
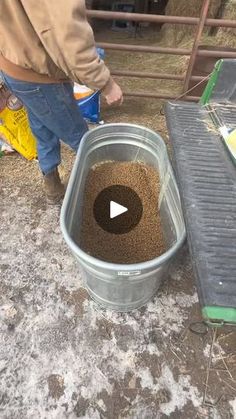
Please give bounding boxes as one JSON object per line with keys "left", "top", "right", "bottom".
{"left": 87, "top": 9, "right": 236, "bottom": 28}
{"left": 87, "top": 1, "right": 236, "bottom": 101}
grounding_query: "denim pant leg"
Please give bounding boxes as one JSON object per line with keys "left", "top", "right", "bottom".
{"left": 36, "top": 81, "right": 89, "bottom": 152}
{"left": 45, "top": 82, "right": 89, "bottom": 151}
{"left": 27, "top": 109, "right": 61, "bottom": 174}
{"left": 1, "top": 73, "right": 88, "bottom": 174}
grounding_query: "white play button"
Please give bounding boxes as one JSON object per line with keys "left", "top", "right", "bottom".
{"left": 94, "top": 185, "right": 143, "bottom": 234}
{"left": 110, "top": 201, "right": 128, "bottom": 219}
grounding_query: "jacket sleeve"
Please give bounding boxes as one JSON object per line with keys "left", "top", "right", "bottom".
{"left": 21, "top": 0, "right": 110, "bottom": 90}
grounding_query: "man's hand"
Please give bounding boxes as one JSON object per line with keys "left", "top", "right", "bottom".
{"left": 102, "top": 77, "right": 123, "bottom": 106}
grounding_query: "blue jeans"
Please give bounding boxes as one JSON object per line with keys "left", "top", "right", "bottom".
{"left": 1, "top": 72, "right": 88, "bottom": 174}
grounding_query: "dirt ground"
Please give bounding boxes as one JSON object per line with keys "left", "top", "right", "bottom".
{"left": 1, "top": 26, "right": 236, "bottom": 419}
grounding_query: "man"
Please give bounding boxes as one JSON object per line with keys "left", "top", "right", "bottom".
{"left": 0, "top": 0, "right": 123, "bottom": 204}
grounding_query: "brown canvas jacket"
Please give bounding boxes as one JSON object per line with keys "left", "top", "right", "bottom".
{"left": 0, "top": 0, "right": 110, "bottom": 89}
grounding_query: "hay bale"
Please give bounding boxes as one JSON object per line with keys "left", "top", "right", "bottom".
{"left": 216, "top": 0, "right": 236, "bottom": 47}
{"left": 162, "top": 0, "right": 222, "bottom": 45}
{"left": 165, "top": 0, "right": 221, "bottom": 16}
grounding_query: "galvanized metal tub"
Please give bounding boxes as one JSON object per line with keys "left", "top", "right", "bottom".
{"left": 60, "top": 124, "right": 186, "bottom": 311}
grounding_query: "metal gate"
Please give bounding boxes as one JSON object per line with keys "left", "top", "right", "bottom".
{"left": 87, "top": 0, "right": 236, "bottom": 101}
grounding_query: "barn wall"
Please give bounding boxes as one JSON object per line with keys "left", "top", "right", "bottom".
{"left": 85, "top": 0, "right": 93, "bottom": 9}
{"left": 92, "top": 0, "right": 134, "bottom": 9}
{"left": 88, "top": 0, "right": 167, "bottom": 12}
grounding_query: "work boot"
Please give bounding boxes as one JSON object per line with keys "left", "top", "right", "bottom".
{"left": 44, "top": 168, "right": 65, "bottom": 205}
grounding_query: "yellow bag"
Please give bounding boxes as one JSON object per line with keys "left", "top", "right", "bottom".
{"left": 0, "top": 84, "right": 37, "bottom": 160}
